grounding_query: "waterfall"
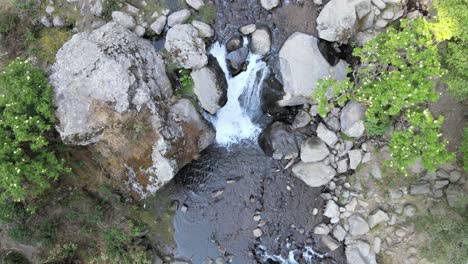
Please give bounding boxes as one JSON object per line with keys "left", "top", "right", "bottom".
{"left": 207, "top": 40, "right": 269, "bottom": 146}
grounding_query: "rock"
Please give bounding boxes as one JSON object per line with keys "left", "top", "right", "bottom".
{"left": 50, "top": 22, "right": 214, "bottom": 198}
{"left": 292, "top": 110, "right": 312, "bottom": 129}
{"left": 368, "top": 210, "right": 389, "bottom": 228}
{"left": 226, "top": 47, "right": 249, "bottom": 75}
{"left": 324, "top": 200, "right": 340, "bottom": 223}
{"left": 371, "top": 0, "right": 386, "bottom": 9}
{"left": 52, "top": 16, "right": 64, "bottom": 27}
{"left": 260, "top": 0, "right": 280, "bottom": 10}
{"left": 388, "top": 188, "right": 403, "bottom": 199}
{"left": 250, "top": 27, "right": 271, "bottom": 56}
{"left": 346, "top": 240, "right": 377, "bottom": 264}
{"left": 124, "top": 3, "right": 139, "bottom": 15}
{"left": 292, "top": 162, "right": 336, "bottom": 187}
{"left": 191, "top": 20, "right": 214, "bottom": 38}
{"left": 445, "top": 185, "right": 467, "bottom": 208}
{"left": 239, "top": 24, "right": 256, "bottom": 35}
{"left": 340, "top": 101, "right": 367, "bottom": 138}
{"left": 46, "top": 6, "right": 55, "bottom": 16}
{"left": 259, "top": 122, "right": 299, "bottom": 160}
{"left": 165, "top": 24, "right": 207, "bottom": 69}
{"left": 317, "top": 123, "right": 339, "bottom": 147}
{"left": 337, "top": 158, "right": 349, "bottom": 173}
{"left": 373, "top": 237, "right": 381, "bottom": 254}
{"left": 382, "top": 9, "right": 394, "bottom": 19}
{"left": 375, "top": 19, "right": 388, "bottom": 28}
{"left": 314, "top": 223, "right": 330, "bottom": 235}
{"left": 300, "top": 136, "right": 330, "bottom": 162}
{"left": 278, "top": 33, "right": 347, "bottom": 106}
{"left": 407, "top": 10, "right": 422, "bottom": 19}
{"left": 324, "top": 117, "right": 341, "bottom": 134}
{"left": 112, "top": 11, "right": 136, "bottom": 29}
{"left": 316, "top": 0, "right": 372, "bottom": 42}
{"left": 433, "top": 180, "right": 449, "bottom": 189}
{"left": 150, "top": 16, "right": 166, "bottom": 35}
{"left": 362, "top": 152, "right": 371, "bottom": 163}
{"left": 348, "top": 150, "right": 362, "bottom": 170}
{"left": 185, "top": 0, "right": 204, "bottom": 10}
{"left": 314, "top": 0, "right": 323, "bottom": 4}
{"left": 40, "top": 16, "right": 52, "bottom": 28}
{"left": 332, "top": 224, "right": 347, "bottom": 241}
{"left": 253, "top": 228, "right": 263, "bottom": 237}
{"left": 191, "top": 59, "right": 227, "bottom": 114}
{"left": 449, "top": 170, "right": 462, "bottom": 183}
{"left": 134, "top": 25, "right": 146, "bottom": 36}
{"left": 322, "top": 235, "right": 340, "bottom": 251}
{"left": 167, "top": 9, "right": 191, "bottom": 27}
{"left": 436, "top": 169, "right": 450, "bottom": 179}
{"left": 345, "top": 198, "right": 358, "bottom": 212}
{"left": 403, "top": 204, "right": 417, "bottom": 217}
{"left": 348, "top": 214, "right": 370, "bottom": 236}
{"left": 226, "top": 35, "right": 243, "bottom": 52}
{"left": 253, "top": 215, "right": 261, "bottom": 221}
{"left": 409, "top": 181, "right": 430, "bottom": 195}
{"left": 354, "top": 30, "right": 379, "bottom": 46}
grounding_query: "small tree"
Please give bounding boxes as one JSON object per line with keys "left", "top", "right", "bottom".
{"left": 0, "top": 59, "right": 68, "bottom": 202}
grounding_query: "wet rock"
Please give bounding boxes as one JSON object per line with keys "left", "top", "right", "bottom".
{"left": 300, "top": 136, "right": 330, "bottom": 162}
{"left": 259, "top": 122, "right": 298, "bottom": 159}
{"left": 250, "top": 27, "right": 271, "bottom": 56}
{"left": 292, "top": 162, "right": 336, "bottom": 187}
{"left": 403, "top": 204, "right": 417, "bottom": 217}
{"left": 348, "top": 150, "right": 362, "bottom": 170}
{"left": 340, "top": 101, "right": 367, "bottom": 138}
{"left": 409, "top": 181, "right": 430, "bottom": 195}
{"left": 322, "top": 235, "right": 340, "bottom": 251}
{"left": 165, "top": 24, "right": 208, "bottom": 69}
{"left": 226, "top": 35, "right": 243, "bottom": 52}
{"left": 345, "top": 240, "right": 377, "bottom": 264}
{"left": 324, "top": 200, "right": 340, "bottom": 223}
{"left": 316, "top": 0, "right": 372, "bottom": 42}
{"left": 317, "top": 123, "right": 339, "bottom": 147}
{"left": 191, "top": 57, "right": 227, "bottom": 114}
{"left": 226, "top": 47, "right": 249, "bottom": 75}
{"left": 348, "top": 214, "right": 370, "bottom": 236}
{"left": 368, "top": 210, "right": 389, "bottom": 228}
{"left": 239, "top": 24, "right": 256, "bottom": 35}
{"left": 278, "top": 32, "right": 347, "bottom": 106}
{"left": 150, "top": 16, "right": 166, "bottom": 35}
{"left": 332, "top": 224, "right": 347, "bottom": 241}
{"left": 253, "top": 228, "right": 263, "bottom": 237}
{"left": 112, "top": 11, "right": 136, "bottom": 29}
{"left": 433, "top": 180, "right": 449, "bottom": 189}
{"left": 313, "top": 223, "right": 331, "bottom": 235}
{"left": 192, "top": 20, "right": 214, "bottom": 38}
{"left": 292, "top": 109, "right": 312, "bottom": 129}
{"left": 260, "top": 0, "right": 280, "bottom": 10}
{"left": 185, "top": 0, "right": 204, "bottom": 10}
{"left": 167, "top": 9, "right": 191, "bottom": 27}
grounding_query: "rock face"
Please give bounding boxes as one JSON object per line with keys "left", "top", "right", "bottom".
{"left": 278, "top": 33, "right": 347, "bottom": 106}
{"left": 191, "top": 57, "right": 228, "bottom": 114}
{"left": 300, "top": 136, "right": 330, "bottom": 162}
{"left": 340, "top": 101, "right": 367, "bottom": 138}
{"left": 292, "top": 161, "right": 336, "bottom": 187}
{"left": 165, "top": 24, "right": 208, "bottom": 69}
{"left": 50, "top": 22, "right": 215, "bottom": 198}
{"left": 316, "top": 0, "right": 372, "bottom": 42}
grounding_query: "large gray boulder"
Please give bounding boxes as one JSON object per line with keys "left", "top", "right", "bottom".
{"left": 340, "top": 101, "right": 367, "bottom": 138}
{"left": 50, "top": 22, "right": 215, "bottom": 198}
{"left": 292, "top": 161, "right": 336, "bottom": 187}
{"left": 165, "top": 24, "right": 208, "bottom": 69}
{"left": 300, "top": 136, "right": 330, "bottom": 162}
{"left": 345, "top": 240, "right": 377, "bottom": 264}
{"left": 316, "top": 0, "right": 372, "bottom": 42}
{"left": 191, "top": 58, "right": 228, "bottom": 114}
{"left": 250, "top": 27, "right": 271, "bottom": 56}
{"left": 278, "top": 33, "right": 347, "bottom": 106}
{"left": 348, "top": 214, "right": 370, "bottom": 236}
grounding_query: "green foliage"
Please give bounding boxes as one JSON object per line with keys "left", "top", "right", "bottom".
{"left": 32, "top": 28, "right": 72, "bottom": 65}
{"left": 178, "top": 69, "right": 194, "bottom": 96}
{"left": 0, "top": 12, "right": 19, "bottom": 35}
{"left": 313, "top": 76, "right": 354, "bottom": 117}
{"left": 45, "top": 243, "right": 77, "bottom": 262}
{"left": 388, "top": 108, "right": 454, "bottom": 175}
{"left": 8, "top": 223, "right": 30, "bottom": 243}
{"left": 0, "top": 251, "right": 30, "bottom": 264}
{"left": 0, "top": 59, "right": 69, "bottom": 202}
{"left": 463, "top": 127, "right": 468, "bottom": 171}
{"left": 12, "top": 0, "right": 38, "bottom": 15}
{"left": 103, "top": 227, "right": 128, "bottom": 260}
{"left": 197, "top": 3, "right": 217, "bottom": 24}
{"left": 415, "top": 212, "right": 468, "bottom": 264}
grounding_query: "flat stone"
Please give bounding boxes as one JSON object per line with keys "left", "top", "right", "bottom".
{"left": 317, "top": 123, "right": 339, "bottom": 147}
{"left": 322, "top": 235, "right": 340, "bottom": 251}
{"left": 134, "top": 25, "right": 145, "bottom": 36}
{"left": 239, "top": 24, "right": 256, "bottom": 35}
{"left": 150, "top": 16, "right": 166, "bottom": 35}
{"left": 192, "top": 20, "right": 214, "bottom": 38}
{"left": 375, "top": 19, "right": 388, "bottom": 28}
{"left": 112, "top": 11, "right": 136, "bottom": 29}
{"left": 348, "top": 150, "right": 362, "bottom": 170}
{"left": 409, "top": 181, "right": 430, "bottom": 195}
{"left": 433, "top": 180, "right": 449, "bottom": 189}
{"left": 314, "top": 223, "right": 330, "bottom": 235}
{"left": 368, "top": 210, "right": 389, "bottom": 228}
{"left": 371, "top": 0, "right": 386, "bottom": 9}
{"left": 373, "top": 237, "right": 381, "bottom": 254}
{"left": 348, "top": 214, "right": 370, "bottom": 236}
{"left": 324, "top": 200, "right": 340, "bottom": 223}
{"left": 300, "top": 136, "right": 330, "bottom": 162}
{"left": 449, "top": 170, "right": 462, "bottom": 183}
{"left": 382, "top": 9, "right": 394, "bottom": 19}
{"left": 185, "top": 0, "right": 204, "bottom": 10}
{"left": 167, "top": 9, "right": 191, "bottom": 27}
{"left": 337, "top": 158, "right": 349, "bottom": 173}
{"left": 345, "top": 240, "right": 377, "bottom": 264}
{"left": 292, "top": 161, "right": 336, "bottom": 187}
{"left": 292, "top": 109, "right": 312, "bottom": 129}
{"left": 332, "top": 224, "right": 347, "bottom": 241}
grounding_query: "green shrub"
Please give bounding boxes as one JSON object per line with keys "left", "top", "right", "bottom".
{"left": 8, "top": 223, "right": 30, "bottom": 243}
{"left": 463, "top": 127, "right": 468, "bottom": 171}
{"left": 0, "top": 201, "right": 27, "bottom": 223}
{"left": 0, "top": 12, "right": 19, "bottom": 35}
{"left": 197, "top": 3, "right": 217, "bottom": 24}
{"left": 12, "top": 0, "right": 38, "bottom": 15}
{"left": 0, "top": 59, "right": 69, "bottom": 202}
{"left": 33, "top": 28, "right": 72, "bottom": 64}
{"left": 103, "top": 227, "right": 128, "bottom": 259}
{"left": 177, "top": 69, "right": 194, "bottom": 97}
{"left": 45, "top": 243, "right": 77, "bottom": 262}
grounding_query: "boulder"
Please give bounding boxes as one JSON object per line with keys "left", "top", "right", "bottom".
{"left": 313, "top": 223, "right": 330, "bottom": 235}
{"left": 112, "top": 11, "right": 136, "bottom": 29}
{"left": 278, "top": 33, "right": 347, "bottom": 106}
{"left": 134, "top": 25, "right": 146, "bottom": 36}
{"left": 292, "top": 109, "right": 312, "bottom": 129}
{"left": 185, "top": 0, "right": 204, "bottom": 10}
{"left": 192, "top": 20, "right": 214, "bottom": 38}
{"left": 348, "top": 214, "right": 370, "bottom": 236}
{"left": 322, "top": 235, "right": 340, "bottom": 251}
{"left": 165, "top": 24, "right": 208, "bottom": 69}
{"left": 259, "top": 122, "right": 299, "bottom": 160}
{"left": 340, "top": 101, "right": 367, "bottom": 138}
{"left": 367, "top": 210, "right": 389, "bottom": 228}
{"left": 317, "top": 123, "right": 338, "bottom": 147}
{"left": 260, "top": 0, "right": 280, "bottom": 10}
{"left": 345, "top": 240, "right": 377, "bottom": 264}
{"left": 409, "top": 181, "right": 431, "bottom": 195}
{"left": 323, "top": 200, "right": 340, "bottom": 223}
{"left": 239, "top": 24, "right": 256, "bottom": 35}
{"left": 191, "top": 57, "right": 228, "bottom": 114}
{"left": 348, "top": 150, "right": 362, "bottom": 170}
{"left": 332, "top": 224, "right": 347, "bottom": 241}
{"left": 300, "top": 136, "right": 330, "bottom": 162}
{"left": 226, "top": 35, "right": 243, "bottom": 52}
{"left": 316, "top": 0, "right": 371, "bottom": 42}
{"left": 150, "top": 16, "right": 166, "bottom": 35}
{"left": 50, "top": 22, "right": 214, "bottom": 198}
{"left": 226, "top": 47, "right": 249, "bottom": 75}
{"left": 292, "top": 161, "right": 336, "bottom": 187}
{"left": 167, "top": 9, "right": 191, "bottom": 27}
{"left": 250, "top": 27, "right": 271, "bottom": 56}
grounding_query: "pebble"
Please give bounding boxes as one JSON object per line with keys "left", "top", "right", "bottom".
{"left": 253, "top": 228, "right": 263, "bottom": 237}
{"left": 329, "top": 181, "right": 336, "bottom": 190}
{"left": 312, "top": 208, "right": 319, "bottom": 215}
{"left": 253, "top": 215, "right": 261, "bottom": 222}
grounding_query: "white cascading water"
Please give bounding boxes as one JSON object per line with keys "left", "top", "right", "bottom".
{"left": 207, "top": 39, "right": 269, "bottom": 146}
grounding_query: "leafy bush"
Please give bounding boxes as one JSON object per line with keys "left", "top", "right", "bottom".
{"left": 313, "top": 19, "right": 453, "bottom": 174}
{"left": 44, "top": 243, "right": 77, "bottom": 262}
{"left": 103, "top": 227, "right": 128, "bottom": 259}
{"left": 463, "top": 127, "right": 468, "bottom": 171}
{"left": 7, "top": 223, "right": 30, "bottom": 243}
{"left": 0, "top": 12, "right": 19, "bottom": 35}
{"left": 0, "top": 201, "right": 27, "bottom": 223}
{"left": 415, "top": 212, "right": 468, "bottom": 264}
{"left": 0, "top": 59, "right": 68, "bottom": 202}
{"left": 177, "top": 69, "right": 194, "bottom": 97}
{"left": 12, "top": 0, "right": 38, "bottom": 15}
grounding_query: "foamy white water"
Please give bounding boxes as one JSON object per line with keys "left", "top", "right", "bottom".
{"left": 207, "top": 40, "right": 269, "bottom": 146}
